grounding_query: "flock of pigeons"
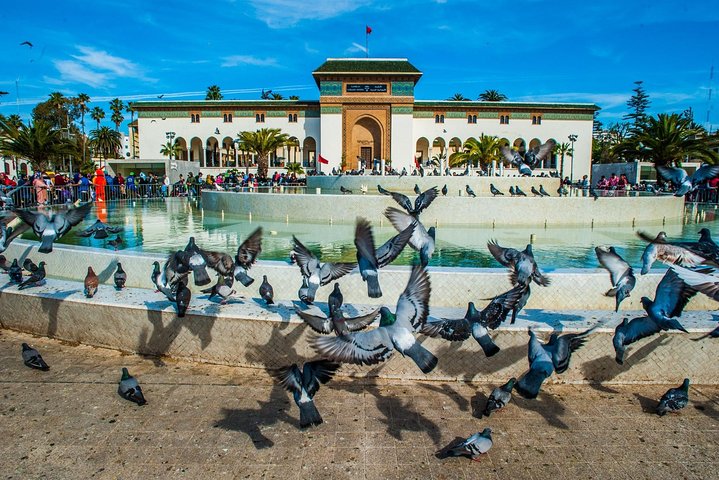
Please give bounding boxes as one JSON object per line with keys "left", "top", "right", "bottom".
{"left": 5, "top": 182, "right": 719, "bottom": 462}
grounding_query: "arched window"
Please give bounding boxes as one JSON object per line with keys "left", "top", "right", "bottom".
{"left": 288, "top": 113, "right": 297, "bottom": 123}
{"left": 223, "top": 113, "right": 233, "bottom": 123}
{"left": 191, "top": 113, "right": 200, "bottom": 123}
{"left": 532, "top": 115, "right": 542, "bottom": 125}
{"left": 467, "top": 114, "right": 477, "bottom": 124}
{"left": 500, "top": 115, "right": 509, "bottom": 125}
{"left": 256, "top": 113, "right": 265, "bottom": 123}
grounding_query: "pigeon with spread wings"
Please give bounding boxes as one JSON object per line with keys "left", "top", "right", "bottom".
{"left": 292, "top": 236, "right": 355, "bottom": 304}
{"left": 13, "top": 202, "right": 92, "bottom": 253}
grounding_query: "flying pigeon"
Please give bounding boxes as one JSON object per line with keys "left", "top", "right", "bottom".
{"left": 638, "top": 231, "right": 706, "bottom": 274}
{"left": 510, "top": 285, "right": 531, "bottom": 324}
{"left": 118, "top": 368, "right": 146, "bottom": 406}
{"left": 640, "top": 269, "right": 696, "bottom": 327}
{"left": 437, "top": 428, "right": 492, "bottom": 461}
{"left": 465, "top": 185, "right": 476, "bottom": 197}
{"left": 509, "top": 186, "right": 516, "bottom": 196}
{"left": 208, "top": 226, "right": 265, "bottom": 287}
{"left": 515, "top": 185, "right": 527, "bottom": 197}
{"left": 157, "top": 94, "right": 164, "bottom": 99}
{"left": 354, "top": 217, "right": 414, "bottom": 298}
{"left": 8, "top": 258, "right": 22, "bottom": 283}
{"left": 656, "top": 378, "right": 689, "bottom": 416}
{"left": 114, "top": 263, "right": 126, "bottom": 289}
{"left": 669, "top": 264, "right": 719, "bottom": 303}
{"left": 340, "top": 186, "right": 353, "bottom": 194}
{"left": 18, "top": 261, "right": 45, "bottom": 289}
{"left": 539, "top": 185, "right": 551, "bottom": 197}
{"left": 656, "top": 164, "right": 719, "bottom": 196}
{"left": 384, "top": 207, "right": 435, "bottom": 267}
{"left": 298, "top": 277, "right": 311, "bottom": 305}
{"left": 291, "top": 236, "right": 355, "bottom": 304}
{"left": 524, "top": 140, "right": 557, "bottom": 168}
{"left": 21, "top": 343, "right": 49, "bottom": 371}
{"left": 595, "top": 246, "right": 636, "bottom": 311}
{"left": 487, "top": 240, "right": 550, "bottom": 287}
{"left": 312, "top": 264, "right": 437, "bottom": 373}
{"left": 201, "top": 275, "right": 235, "bottom": 304}
{"left": 271, "top": 360, "right": 340, "bottom": 428}
{"left": 531, "top": 186, "right": 542, "bottom": 197}
{"left": 489, "top": 184, "right": 503, "bottom": 196}
{"left": 295, "top": 304, "right": 380, "bottom": 337}
{"left": 20, "top": 41, "right": 33, "bottom": 48}
{"left": 13, "top": 202, "right": 92, "bottom": 253}
{"left": 259, "top": 275, "right": 274, "bottom": 304}
{"left": 441, "top": 184, "right": 448, "bottom": 196}
{"left": 84, "top": 266, "right": 99, "bottom": 298}
{"left": 151, "top": 253, "right": 190, "bottom": 302}
{"left": 183, "top": 237, "right": 212, "bottom": 286}
{"left": 422, "top": 286, "right": 525, "bottom": 357}
{"left": 175, "top": 283, "right": 191, "bottom": 317}
{"left": 501, "top": 146, "right": 532, "bottom": 176}
{"left": 483, "top": 378, "right": 516, "bottom": 417}
{"left": 414, "top": 184, "right": 421, "bottom": 195}
{"left": 378, "top": 185, "right": 438, "bottom": 217}
{"left": 77, "top": 219, "right": 123, "bottom": 239}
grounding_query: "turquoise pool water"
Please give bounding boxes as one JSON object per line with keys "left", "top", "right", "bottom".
{"left": 22, "top": 199, "right": 718, "bottom": 270}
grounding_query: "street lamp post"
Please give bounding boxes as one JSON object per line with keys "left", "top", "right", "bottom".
{"left": 166, "top": 131, "right": 176, "bottom": 160}
{"left": 568, "top": 134, "right": 578, "bottom": 185}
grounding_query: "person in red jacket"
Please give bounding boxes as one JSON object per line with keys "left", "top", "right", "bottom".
{"left": 93, "top": 167, "right": 107, "bottom": 203}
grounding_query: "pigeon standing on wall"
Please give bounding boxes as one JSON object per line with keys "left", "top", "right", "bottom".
{"left": 271, "top": 360, "right": 341, "bottom": 428}
{"left": 118, "top": 368, "right": 147, "bottom": 406}
{"left": 13, "top": 202, "right": 92, "bottom": 253}
{"left": 509, "top": 186, "right": 516, "bottom": 196}
{"left": 465, "top": 185, "right": 477, "bottom": 197}
{"left": 539, "top": 185, "right": 551, "bottom": 197}
{"left": 340, "top": 186, "right": 353, "bottom": 194}
{"left": 656, "top": 378, "right": 690, "bottom": 416}
{"left": 489, "top": 184, "right": 503, "bottom": 196}
{"left": 21, "top": 343, "right": 49, "bottom": 371}
{"left": 175, "top": 283, "right": 191, "bottom": 317}
{"left": 531, "top": 186, "right": 542, "bottom": 197}
{"left": 18, "top": 261, "right": 45, "bottom": 289}
{"left": 114, "top": 263, "right": 127, "bottom": 289}
{"left": 515, "top": 186, "right": 527, "bottom": 197}
{"left": 201, "top": 275, "right": 236, "bottom": 304}
{"left": 414, "top": 184, "right": 421, "bottom": 195}
{"left": 8, "top": 259, "right": 22, "bottom": 283}
{"left": 84, "top": 266, "right": 99, "bottom": 298}
{"left": 441, "top": 184, "right": 448, "bottom": 196}
{"left": 260, "top": 275, "right": 274, "bottom": 304}
{"left": 595, "top": 246, "right": 636, "bottom": 311}
{"left": 183, "top": 237, "right": 212, "bottom": 286}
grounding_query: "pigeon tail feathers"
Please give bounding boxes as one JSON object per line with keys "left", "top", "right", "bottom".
{"left": 404, "top": 342, "right": 438, "bottom": 374}
{"left": 298, "top": 400, "right": 323, "bottom": 428}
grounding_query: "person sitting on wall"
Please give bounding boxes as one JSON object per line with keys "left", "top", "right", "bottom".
{"left": 597, "top": 175, "right": 609, "bottom": 189}
{"left": 608, "top": 173, "right": 619, "bottom": 190}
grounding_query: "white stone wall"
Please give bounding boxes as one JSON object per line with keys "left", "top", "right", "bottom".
{"left": 390, "top": 112, "right": 414, "bottom": 171}
{"left": 318, "top": 113, "right": 341, "bottom": 171}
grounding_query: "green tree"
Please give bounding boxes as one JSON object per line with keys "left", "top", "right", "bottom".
{"left": 4, "top": 114, "right": 23, "bottom": 130}
{"left": 160, "top": 140, "right": 183, "bottom": 159}
{"left": 32, "top": 92, "right": 76, "bottom": 130}
{"left": 126, "top": 103, "right": 135, "bottom": 125}
{"left": 90, "top": 107, "right": 105, "bottom": 130}
{"left": 109, "top": 98, "right": 125, "bottom": 131}
{"left": 289, "top": 95, "right": 300, "bottom": 100}
{"left": 74, "top": 93, "right": 90, "bottom": 168}
{"left": 285, "top": 161, "right": 305, "bottom": 176}
{"left": 260, "top": 89, "right": 272, "bottom": 100}
{"left": 478, "top": 90, "right": 508, "bottom": 101}
{"left": 555, "top": 142, "right": 572, "bottom": 178}
{"left": 449, "top": 134, "right": 501, "bottom": 170}
{"left": 89, "top": 126, "right": 122, "bottom": 163}
{"left": 447, "top": 93, "right": 469, "bottom": 101}
{"left": 0, "top": 120, "right": 76, "bottom": 172}
{"left": 236, "top": 128, "right": 290, "bottom": 178}
{"left": 205, "top": 85, "right": 223, "bottom": 100}
{"left": 270, "top": 92, "right": 284, "bottom": 100}
{"left": 614, "top": 113, "right": 718, "bottom": 166}
{"left": 623, "top": 81, "right": 651, "bottom": 125}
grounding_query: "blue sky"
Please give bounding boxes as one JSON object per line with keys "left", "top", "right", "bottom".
{"left": 0, "top": 0, "right": 717, "bottom": 131}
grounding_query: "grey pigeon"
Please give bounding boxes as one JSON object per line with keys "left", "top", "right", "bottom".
{"left": 524, "top": 140, "right": 556, "bottom": 168}
{"left": 544, "top": 327, "right": 597, "bottom": 374}
{"left": 465, "top": 185, "right": 476, "bottom": 197}
{"left": 515, "top": 185, "right": 527, "bottom": 196}
{"left": 422, "top": 286, "right": 526, "bottom": 357}
{"left": 539, "top": 185, "right": 550, "bottom": 197}
{"left": 656, "top": 378, "right": 690, "bottom": 415}
{"left": 531, "top": 186, "right": 542, "bottom": 197}
{"left": 118, "top": 368, "right": 146, "bottom": 406}
{"left": 8, "top": 258, "right": 22, "bottom": 283}
{"left": 638, "top": 231, "right": 706, "bottom": 274}
{"left": 378, "top": 185, "right": 412, "bottom": 213}
{"left": 515, "top": 330, "right": 554, "bottom": 399}
{"left": 312, "top": 264, "right": 437, "bottom": 373}
{"left": 641, "top": 269, "right": 696, "bottom": 328}
{"left": 414, "top": 183, "right": 421, "bottom": 195}
{"left": 483, "top": 378, "right": 516, "bottom": 417}
{"left": 151, "top": 254, "right": 190, "bottom": 302}
{"left": 487, "top": 240, "right": 550, "bottom": 287}
{"left": 175, "top": 283, "right": 191, "bottom": 317}
{"left": 384, "top": 207, "right": 435, "bottom": 267}
{"left": 259, "top": 275, "right": 274, "bottom": 304}
{"left": 18, "top": 261, "right": 45, "bottom": 289}
{"left": 510, "top": 285, "right": 531, "bottom": 324}
{"left": 271, "top": 360, "right": 341, "bottom": 428}
{"left": 355, "top": 217, "right": 414, "bottom": 298}
{"left": 200, "top": 226, "right": 262, "bottom": 287}
{"left": 22, "top": 343, "right": 49, "bottom": 371}
{"left": 183, "top": 237, "right": 212, "bottom": 286}
{"left": 489, "top": 184, "right": 503, "bottom": 196}
{"left": 327, "top": 283, "right": 343, "bottom": 316}
{"left": 670, "top": 264, "right": 719, "bottom": 302}
{"left": 114, "top": 263, "right": 126, "bottom": 289}
{"left": 613, "top": 317, "right": 688, "bottom": 366}
{"left": 509, "top": 186, "right": 516, "bottom": 196}
{"left": 77, "top": 219, "right": 123, "bottom": 239}
{"left": 295, "top": 304, "right": 379, "bottom": 337}
{"left": 298, "top": 277, "right": 311, "bottom": 305}
{"left": 292, "top": 236, "right": 355, "bottom": 303}
{"left": 657, "top": 164, "right": 719, "bottom": 196}
{"left": 340, "top": 185, "right": 352, "bottom": 194}
{"left": 378, "top": 185, "right": 438, "bottom": 217}
{"left": 595, "top": 246, "right": 636, "bottom": 311}
{"left": 438, "top": 428, "right": 492, "bottom": 461}
{"left": 201, "top": 275, "right": 235, "bottom": 304}
{"left": 23, "top": 258, "right": 38, "bottom": 273}
{"left": 13, "top": 202, "right": 92, "bottom": 253}
{"left": 501, "top": 146, "right": 532, "bottom": 176}
{"left": 441, "top": 184, "right": 448, "bottom": 196}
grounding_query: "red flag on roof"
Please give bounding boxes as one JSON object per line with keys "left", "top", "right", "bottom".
{"left": 366, "top": 25, "right": 372, "bottom": 35}
{"left": 318, "top": 155, "right": 329, "bottom": 165}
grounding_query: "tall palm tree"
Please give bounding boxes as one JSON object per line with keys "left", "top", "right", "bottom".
{"left": 236, "top": 128, "right": 290, "bottom": 178}
{"left": 614, "top": 113, "right": 719, "bottom": 166}
{"left": 89, "top": 126, "right": 122, "bottom": 165}
{"left": 206, "top": 85, "right": 223, "bottom": 100}
{"left": 478, "top": 90, "right": 508, "bottom": 102}
{"left": 447, "top": 93, "right": 469, "bottom": 101}
{"left": 109, "top": 98, "right": 125, "bottom": 131}
{"left": 554, "top": 142, "right": 571, "bottom": 178}
{"left": 160, "top": 141, "right": 183, "bottom": 160}
{"left": 0, "top": 120, "right": 75, "bottom": 172}
{"left": 47, "top": 92, "right": 68, "bottom": 129}
{"left": 90, "top": 107, "right": 105, "bottom": 130}
{"left": 125, "top": 103, "right": 135, "bottom": 124}
{"left": 450, "top": 134, "right": 501, "bottom": 170}
{"left": 5, "top": 114, "right": 23, "bottom": 130}
{"left": 75, "top": 93, "right": 90, "bottom": 168}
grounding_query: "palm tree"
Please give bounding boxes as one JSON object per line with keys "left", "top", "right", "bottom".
{"left": 5, "top": 114, "right": 23, "bottom": 130}
{"left": 555, "top": 142, "right": 571, "bottom": 178}
{"left": 289, "top": 95, "right": 300, "bottom": 100}
{"left": 48, "top": 92, "right": 68, "bottom": 129}
{"left": 90, "top": 107, "right": 105, "bottom": 130}
{"left": 478, "top": 90, "right": 508, "bottom": 102}
{"left": 109, "top": 98, "right": 125, "bottom": 131}
{"left": 447, "top": 93, "right": 469, "bottom": 101}
{"left": 450, "top": 134, "right": 501, "bottom": 170}
{"left": 160, "top": 141, "right": 183, "bottom": 160}
{"left": 614, "top": 113, "right": 719, "bottom": 167}
{"left": 89, "top": 126, "right": 122, "bottom": 165}
{"left": 236, "top": 128, "right": 290, "bottom": 178}
{"left": 75, "top": 93, "right": 90, "bottom": 168}
{"left": 0, "top": 120, "right": 75, "bottom": 172}
{"left": 285, "top": 161, "right": 304, "bottom": 176}
{"left": 206, "top": 85, "right": 223, "bottom": 100}
{"left": 125, "top": 103, "right": 135, "bottom": 124}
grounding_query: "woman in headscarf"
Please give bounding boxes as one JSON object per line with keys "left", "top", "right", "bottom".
{"left": 93, "top": 167, "right": 106, "bottom": 203}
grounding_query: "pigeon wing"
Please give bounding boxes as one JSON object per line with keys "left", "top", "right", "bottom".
{"left": 343, "top": 308, "right": 381, "bottom": 332}
{"left": 319, "top": 262, "right": 356, "bottom": 285}
{"left": 294, "top": 307, "right": 333, "bottom": 334}
{"left": 236, "top": 227, "right": 262, "bottom": 268}
{"left": 378, "top": 185, "right": 413, "bottom": 213}
{"left": 271, "top": 364, "right": 302, "bottom": 395}
{"left": 203, "top": 250, "right": 235, "bottom": 276}
{"left": 62, "top": 202, "right": 93, "bottom": 227}
{"left": 622, "top": 316, "right": 661, "bottom": 344}
{"left": 376, "top": 223, "right": 415, "bottom": 268}
{"left": 292, "top": 236, "right": 319, "bottom": 277}
{"left": 413, "top": 186, "right": 439, "bottom": 216}
{"left": 384, "top": 207, "right": 414, "bottom": 233}
{"left": 354, "top": 218, "right": 378, "bottom": 269}
{"left": 691, "top": 165, "right": 719, "bottom": 185}
{"left": 303, "top": 360, "right": 341, "bottom": 396}
{"left": 534, "top": 139, "right": 556, "bottom": 161}
{"left": 421, "top": 316, "right": 471, "bottom": 341}
{"left": 656, "top": 165, "right": 688, "bottom": 186}
{"left": 670, "top": 265, "right": 719, "bottom": 301}
{"left": 12, "top": 208, "right": 43, "bottom": 236}
{"left": 311, "top": 329, "right": 393, "bottom": 365}
{"left": 654, "top": 269, "right": 697, "bottom": 318}
{"left": 395, "top": 264, "right": 431, "bottom": 331}
{"left": 487, "top": 240, "right": 519, "bottom": 267}
{"left": 595, "top": 246, "right": 631, "bottom": 286}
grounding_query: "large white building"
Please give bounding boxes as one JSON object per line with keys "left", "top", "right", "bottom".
{"left": 131, "top": 58, "right": 598, "bottom": 179}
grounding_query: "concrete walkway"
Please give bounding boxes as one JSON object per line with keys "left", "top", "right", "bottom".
{"left": 0, "top": 329, "right": 717, "bottom": 479}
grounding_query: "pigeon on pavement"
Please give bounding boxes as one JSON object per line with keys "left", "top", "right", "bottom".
{"left": 483, "top": 378, "right": 516, "bottom": 417}
{"left": 22, "top": 343, "right": 49, "bottom": 371}
{"left": 437, "top": 428, "right": 493, "bottom": 461}
{"left": 656, "top": 378, "right": 690, "bottom": 415}
{"left": 271, "top": 360, "right": 341, "bottom": 428}
{"left": 118, "top": 368, "right": 146, "bottom": 406}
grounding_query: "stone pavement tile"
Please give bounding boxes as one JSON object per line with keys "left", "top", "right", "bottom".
{"left": 365, "top": 446, "right": 398, "bottom": 465}
{"left": 554, "top": 461, "right": 601, "bottom": 480}
{"left": 482, "top": 460, "right": 534, "bottom": 480}
{"left": 233, "top": 465, "right": 273, "bottom": 480}
{"left": 333, "top": 446, "right": 365, "bottom": 465}
{"left": 395, "top": 444, "right": 430, "bottom": 465}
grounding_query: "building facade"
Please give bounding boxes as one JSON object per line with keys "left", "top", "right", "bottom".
{"left": 131, "top": 58, "right": 598, "bottom": 179}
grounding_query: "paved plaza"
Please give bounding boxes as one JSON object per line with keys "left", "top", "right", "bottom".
{"left": 0, "top": 328, "right": 717, "bottom": 479}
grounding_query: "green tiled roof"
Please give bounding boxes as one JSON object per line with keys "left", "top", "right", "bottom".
{"left": 313, "top": 58, "right": 421, "bottom": 74}
{"left": 414, "top": 101, "right": 600, "bottom": 111}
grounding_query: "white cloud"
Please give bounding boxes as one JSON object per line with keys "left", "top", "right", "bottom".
{"left": 50, "top": 60, "right": 110, "bottom": 88}
{"left": 346, "top": 42, "right": 368, "bottom": 54}
{"left": 46, "top": 46, "right": 154, "bottom": 88}
{"left": 71, "top": 46, "right": 144, "bottom": 78}
{"left": 248, "top": 0, "right": 371, "bottom": 27}
{"left": 220, "top": 55, "right": 279, "bottom": 68}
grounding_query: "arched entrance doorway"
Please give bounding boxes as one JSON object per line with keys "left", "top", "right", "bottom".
{"left": 349, "top": 116, "right": 382, "bottom": 171}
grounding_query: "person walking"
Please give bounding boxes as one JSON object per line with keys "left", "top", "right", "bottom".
{"left": 93, "top": 168, "right": 107, "bottom": 203}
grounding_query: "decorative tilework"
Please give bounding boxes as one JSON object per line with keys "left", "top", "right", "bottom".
{"left": 391, "top": 81, "right": 414, "bottom": 96}
{"left": 321, "top": 106, "right": 342, "bottom": 114}
{"left": 391, "top": 106, "right": 413, "bottom": 115}
{"left": 320, "top": 81, "right": 343, "bottom": 96}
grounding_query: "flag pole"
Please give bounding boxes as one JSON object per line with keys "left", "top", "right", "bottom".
{"left": 365, "top": 29, "right": 369, "bottom": 58}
